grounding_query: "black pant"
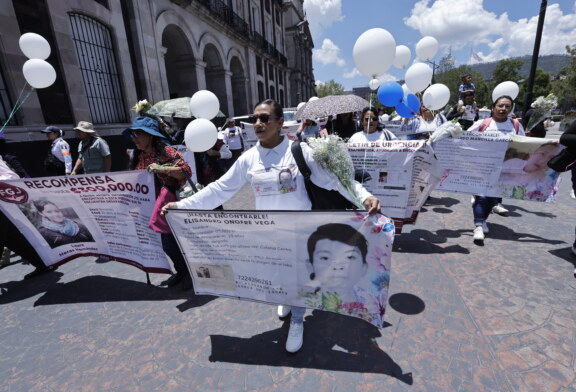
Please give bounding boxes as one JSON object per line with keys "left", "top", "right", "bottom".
{"left": 160, "top": 233, "right": 190, "bottom": 278}
{"left": 0, "top": 211, "right": 45, "bottom": 270}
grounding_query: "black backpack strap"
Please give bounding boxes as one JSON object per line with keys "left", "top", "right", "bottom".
{"left": 290, "top": 140, "right": 316, "bottom": 204}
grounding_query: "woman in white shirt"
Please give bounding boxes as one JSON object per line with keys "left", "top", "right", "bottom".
{"left": 400, "top": 104, "right": 447, "bottom": 140}
{"left": 467, "top": 95, "right": 525, "bottom": 244}
{"left": 349, "top": 107, "right": 397, "bottom": 143}
{"left": 162, "top": 99, "right": 381, "bottom": 353}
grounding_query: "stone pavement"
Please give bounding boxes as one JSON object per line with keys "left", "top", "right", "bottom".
{"left": 1, "top": 173, "right": 575, "bottom": 392}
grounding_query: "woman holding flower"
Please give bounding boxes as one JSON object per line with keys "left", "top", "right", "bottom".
{"left": 124, "top": 116, "right": 193, "bottom": 290}
{"left": 162, "top": 99, "right": 381, "bottom": 353}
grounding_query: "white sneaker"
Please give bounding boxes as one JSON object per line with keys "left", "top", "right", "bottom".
{"left": 470, "top": 195, "right": 476, "bottom": 204}
{"left": 482, "top": 222, "right": 489, "bottom": 233}
{"left": 277, "top": 305, "right": 291, "bottom": 318}
{"left": 492, "top": 203, "right": 509, "bottom": 216}
{"left": 571, "top": 190, "right": 575, "bottom": 199}
{"left": 286, "top": 322, "right": 304, "bottom": 353}
{"left": 473, "top": 226, "right": 485, "bottom": 243}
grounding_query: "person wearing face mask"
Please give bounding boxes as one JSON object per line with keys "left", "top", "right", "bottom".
{"left": 41, "top": 126, "right": 73, "bottom": 176}
{"left": 466, "top": 95, "right": 525, "bottom": 244}
{"left": 162, "top": 99, "right": 381, "bottom": 354}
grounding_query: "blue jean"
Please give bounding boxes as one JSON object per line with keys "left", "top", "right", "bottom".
{"left": 290, "top": 306, "right": 306, "bottom": 324}
{"left": 472, "top": 196, "right": 499, "bottom": 225}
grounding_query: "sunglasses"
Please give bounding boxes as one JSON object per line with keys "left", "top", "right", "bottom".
{"left": 130, "top": 130, "right": 146, "bottom": 139}
{"left": 363, "top": 116, "right": 378, "bottom": 122}
{"left": 248, "top": 114, "right": 275, "bottom": 124}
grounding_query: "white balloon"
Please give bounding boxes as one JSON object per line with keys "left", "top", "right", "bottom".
{"left": 297, "top": 102, "right": 306, "bottom": 111}
{"left": 189, "top": 90, "right": 220, "bottom": 119}
{"left": 404, "top": 63, "right": 433, "bottom": 93}
{"left": 492, "top": 81, "right": 519, "bottom": 102}
{"left": 393, "top": 45, "right": 411, "bottom": 69}
{"left": 422, "top": 83, "right": 451, "bottom": 110}
{"left": 308, "top": 96, "right": 319, "bottom": 102}
{"left": 353, "top": 28, "right": 396, "bottom": 78}
{"left": 415, "top": 36, "right": 439, "bottom": 61}
{"left": 184, "top": 118, "right": 217, "bottom": 152}
{"left": 19, "top": 33, "right": 51, "bottom": 60}
{"left": 401, "top": 84, "right": 411, "bottom": 95}
{"left": 369, "top": 78, "right": 381, "bottom": 90}
{"left": 22, "top": 59, "right": 56, "bottom": 89}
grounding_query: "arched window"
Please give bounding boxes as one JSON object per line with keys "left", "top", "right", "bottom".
{"left": 69, "top": 13, "right": 127, "bottom": 124}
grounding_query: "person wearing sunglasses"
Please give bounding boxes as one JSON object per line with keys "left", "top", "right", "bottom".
{"left": 349, "top": 107, "right": 397, "bottom": 143}
{"left": 162, "top": 99, "right": 381, "bottom": 354}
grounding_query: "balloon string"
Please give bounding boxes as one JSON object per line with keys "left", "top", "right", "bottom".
{"left": 0, "top": 83, "right": 33, "bottom": 134}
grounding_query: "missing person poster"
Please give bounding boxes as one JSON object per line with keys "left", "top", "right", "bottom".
{"left": 347, "top": 140, "right": 442, "bottom": 230}
{"left": 433, "top": 133, "right": 561, "bottom": 202}
{"left": 0, "top": 170, "right": 171, "bottom": 272}
{"left": 166, "top": 210, "right": 395, "bottom": 328}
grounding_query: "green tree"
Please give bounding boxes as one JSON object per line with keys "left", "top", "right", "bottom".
{"left": 491, "top": 58, "right": 524, "bottom": 85}
{"left": 316, "top": 80, "right": 345, "bottom": 98}
{"left": 551, "top": 45, "right": 576, "bottom": 110}
{"left": 518, "top": 68, "right": 551, "bottom": 109}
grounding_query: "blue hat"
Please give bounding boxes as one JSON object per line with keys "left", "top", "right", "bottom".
{"left": 41, "top": 126, "right": 62, "bottom": 134}
{"left": 123, "top": 116, "right": 166, "bottom": 140}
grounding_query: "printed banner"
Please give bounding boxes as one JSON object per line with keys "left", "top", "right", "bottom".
{"left": 167, "top": 210, "right": 394, "bottom": 328}
{"left": 0, "top": 170, "right": 171, "bottom": 272}
{"left": 347, "top": 140, "right": 442, "bottom": 230}
{"left": 433, "top": 133, "right": 562, "bottom": 202}
{"left": 240, "top": 122, "right": 258, "bottom": 150}
{"left": 172, "top": 145, "right": 198, "bottom": 184}
{"left": 380, "top": 120, "right": 406, "bottom": 136}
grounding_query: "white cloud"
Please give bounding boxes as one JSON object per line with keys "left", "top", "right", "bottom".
{"left": 404, "top": 0, "right": 576, "bottom": 62}
{"left": 303, "top": 0, "right": 344, "bottom": 37}
{"left": 313, "top": 39, "right": 346, "bottom": 66}
{"left": 342, "top": 68, "right": 361, "bottom": 79}
{"left": 315, "top": 80, "right": 325, "bottom": 87}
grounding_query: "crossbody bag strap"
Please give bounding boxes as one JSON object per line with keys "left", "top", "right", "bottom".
{"left": 290, "top": 140, "right": 316, "bottom": 204}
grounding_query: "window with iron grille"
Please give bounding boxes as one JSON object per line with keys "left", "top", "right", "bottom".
{"left": 0, "top": 58, "right": 16, "bottom": 126}
{"left": 69, "top": 13, "right": 127, "bottom": 124}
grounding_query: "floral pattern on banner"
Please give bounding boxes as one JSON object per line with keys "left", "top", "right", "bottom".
{"left": 299, "top": 213, "right": 394, "bottom": 327}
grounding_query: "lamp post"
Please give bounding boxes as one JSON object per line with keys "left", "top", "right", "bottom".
{"left": 522, "top": 0, "right": 547, "bottom": 117}
{"left": 425, "top": 59, "right": 439, "bottom": 85}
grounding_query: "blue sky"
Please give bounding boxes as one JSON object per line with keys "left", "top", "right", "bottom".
{"left": 303, "top": 0, "right": 576, "bottom": 90}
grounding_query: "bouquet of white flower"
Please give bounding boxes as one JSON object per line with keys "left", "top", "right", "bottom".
{"left": 306, "top": 135, "right": 364, "bottom": 209}
{"left": 429, "top": 120, "right": 463, "bottom": 144}
{"left": 131, "top": 99, "right": 152, "bottom": 114}
{"left": 526, "top": 93, "right": 558, "bottom": 132}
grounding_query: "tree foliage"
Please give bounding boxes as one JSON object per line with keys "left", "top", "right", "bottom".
{"left": 551, "top": 45, "right": 576, "bottom": 110}
{"left": 491, "top": 58, "right": 524, "bottom": 85}
{"left": 316, "top": 80, "right": 345, "bottom": 98}
{"left": 517, "top": 68, "right": 551, "bottom": 109}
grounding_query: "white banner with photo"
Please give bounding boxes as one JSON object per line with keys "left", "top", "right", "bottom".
{"left": 167, "top": 210, "right": 395, "bottom": 328}
{"left": 433, "top": 133, "right": 562, "bottom": 202}
{"left": 0, "top": 170, "right": 171, "bottom": 272}
{"left": 347, "top": 140, "right": 443, "bottom": 230}
{"left": 172, "top": 145, "right": 198, "bottom": 184}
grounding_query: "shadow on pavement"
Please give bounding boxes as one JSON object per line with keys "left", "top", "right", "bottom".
{"left": 388, "top": 293, "right": 425, "bottom": 315}
{"left": 394, "top": 229, "right": 470, "bottom": 255}
{"left": 549, "top": 247, "right": 576, "bottom": 267}
{"left": 0, "top": 271, "right": 63, "bottom": 305}
{"left": 32, "top": 275, "right": 216, "bottom": 308}
{"left": 425, "top": 196, "right": 461, "bottom": 208}
{"left": 487, "top": 223, "right": 566, "bottom": 244}
{"left": 505, "top": 204, "right": 556, "bottom": 219}
{"left": 209, "top": 310, "right": 413, "bottom": 384}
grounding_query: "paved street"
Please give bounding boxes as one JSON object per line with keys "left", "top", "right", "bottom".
{"left": 1, "top": 142, "right": 575, "bottom": 391}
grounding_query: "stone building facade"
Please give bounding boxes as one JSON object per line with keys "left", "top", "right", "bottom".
{"left": 0, "top": 0, "right": 315, "bottom": 174}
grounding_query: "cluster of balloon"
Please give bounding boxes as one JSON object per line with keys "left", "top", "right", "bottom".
{"left": 184, "top": 90, "right": 220, "bottom": 152}
{"left": 19, "top": 33, "right": 56, "bottom": 89}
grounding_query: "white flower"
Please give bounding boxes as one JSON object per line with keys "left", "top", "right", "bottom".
{"left": 429, "top": 120, "right": 463, "bottom": 143}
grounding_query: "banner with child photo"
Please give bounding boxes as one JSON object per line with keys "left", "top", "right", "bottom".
{"left": 166, "top": 209, "right": 395, "bottom": 328}
{"left": 433, "top": 132, "right": 562, "bottom": 202}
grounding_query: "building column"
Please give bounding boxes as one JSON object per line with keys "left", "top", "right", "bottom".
{"left": 158, "top": 46, "right": 170, "bottom": 100}
{"left": 195, "top": 60, "right": 207, "bottom": 90}
{"left": 224, "top": 70, "right": 234, "bottom": 116}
